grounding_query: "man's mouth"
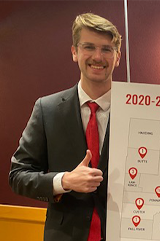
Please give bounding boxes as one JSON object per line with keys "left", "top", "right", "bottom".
{"left": 88, "top": 64, "right": 106, "bottom": 69}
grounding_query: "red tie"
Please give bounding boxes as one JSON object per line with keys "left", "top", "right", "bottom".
{"left": 86, "top": 102, "right": 101, "bottom": 241}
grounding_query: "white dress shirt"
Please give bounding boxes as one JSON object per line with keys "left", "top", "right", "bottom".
{"left": 53, "top": 81, "right": 111, "bottom": 195}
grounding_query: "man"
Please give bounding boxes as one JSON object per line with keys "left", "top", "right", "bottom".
{"left": 9, "top": 13, "right": 121, "bottom": 241}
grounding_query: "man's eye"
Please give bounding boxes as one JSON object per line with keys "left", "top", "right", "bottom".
{"left": 102, "top": 47, "right": 112, "bottom": 52}
{"left": 84, "top": 45, "right": 95, "bottom": 50}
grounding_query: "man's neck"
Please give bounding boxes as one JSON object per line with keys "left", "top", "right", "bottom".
{"left": 80, "top": 79, "right": 111, "bottom": 100}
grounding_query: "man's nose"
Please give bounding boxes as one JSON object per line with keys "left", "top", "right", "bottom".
{"left": 92, "top": 47, "right": 103, "bottom": 61}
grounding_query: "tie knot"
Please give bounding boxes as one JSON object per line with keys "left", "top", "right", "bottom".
{"left": 87, "top": 102, "right": 99, "bottom": 114}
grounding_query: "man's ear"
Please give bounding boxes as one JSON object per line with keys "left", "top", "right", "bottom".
{"left": 115, "top": 51, "right": 121, "bottom": 67}
{"left": 71, "top": 45, "right": 78, "bottom": 62}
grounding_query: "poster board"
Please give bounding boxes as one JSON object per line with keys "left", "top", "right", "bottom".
{"left": 107, "top": 82, "right": 160, "bottom": 241}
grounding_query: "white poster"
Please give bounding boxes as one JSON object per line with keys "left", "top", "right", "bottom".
{"left": 107, "top": 81, "right": 160, "bottom": 241}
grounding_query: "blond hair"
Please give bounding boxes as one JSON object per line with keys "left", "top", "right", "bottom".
{"left": 72, "top": 13, "right": 121, "bottom": 52}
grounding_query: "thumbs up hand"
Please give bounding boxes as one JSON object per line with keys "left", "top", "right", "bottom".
{"left": 78, "top": 149, "right": 92, "bottom": 167}
{"left": 62, "top": 150, "right": 103, "bottom": 193}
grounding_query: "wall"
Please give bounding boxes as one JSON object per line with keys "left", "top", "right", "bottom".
{"left": 0, "top": 0, "right": 125, "bottom": 207}
{"left": 1, "top": 0, "right": 159, "bottom": 208}
{"left": 128, "top": 0, "right": 160, "bottom": 84}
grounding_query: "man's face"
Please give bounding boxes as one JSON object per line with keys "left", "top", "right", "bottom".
{"left": 71, "top": 28, "right": 121, "bottom": 86}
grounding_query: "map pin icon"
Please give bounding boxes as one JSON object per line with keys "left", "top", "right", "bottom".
{"left": 132, "top": 216, "right": 141, "bottom": 227}
{"left": 155, "top": 186, "right": 160, "bottom": 198}
{"left": 129, "top": 167, "right": 137, "bottom": 179}
{"left": 135, "top": 198, "right": 144, "bottom": 210}
{"left": 138, "top": 147, "right": 147, "bottom": 159}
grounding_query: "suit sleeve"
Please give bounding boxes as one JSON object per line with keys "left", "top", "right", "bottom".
{"left": 9, "top": 98, "right": 57, "bottom": 202}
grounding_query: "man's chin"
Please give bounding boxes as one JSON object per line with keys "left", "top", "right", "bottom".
{"left": 89, "top": 77, "right": 110, "bottom": 84}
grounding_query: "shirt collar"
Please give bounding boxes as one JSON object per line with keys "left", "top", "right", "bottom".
{"left": 78, "top": 80, "right": 111, "bottom": 111}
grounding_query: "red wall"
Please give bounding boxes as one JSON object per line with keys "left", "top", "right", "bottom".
{"left": 127, "top": 0, "right": 160, "bottom": 84}
{"left": 2, "top": 0, "right": 158, "bottom": 208}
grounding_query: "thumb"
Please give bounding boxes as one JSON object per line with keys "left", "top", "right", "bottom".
{"left": 79, "top": 150, "right": 92, "bottom": 167}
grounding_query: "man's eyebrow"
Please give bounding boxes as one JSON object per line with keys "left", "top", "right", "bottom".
{"left": 82, "top": 42, "right": 94, "bottom": 44}
{"left": 82, "top": 42, "right": 112, "bottom": 47}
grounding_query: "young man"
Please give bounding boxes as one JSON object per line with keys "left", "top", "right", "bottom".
{"left": 9, "top": 13, "right": 121, "bottom": 241}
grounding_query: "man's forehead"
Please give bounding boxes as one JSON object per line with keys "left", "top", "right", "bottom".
{"left": 79, "top": 28, "right": 113, "bottom": 45}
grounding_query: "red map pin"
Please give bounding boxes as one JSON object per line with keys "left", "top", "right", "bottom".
{"left": 135, "top": 198, "right": 144, "bottom": 210}
{"left": 138, "top": 147, "right": 147, "bottom": 159}
{"left": 132, "top": 215, "right": 141, "bottom": 227}
{"left": 155, "top": 186, "right": 160, "bottom": 198}
{"left": 129, "top": 167, "right": 137, "bottom": 179}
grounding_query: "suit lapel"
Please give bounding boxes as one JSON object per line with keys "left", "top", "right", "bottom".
{"left": 58, "top": 85, "right": 87, "bottom": 163}
{"left": 98, "top": 117, "right": 110, "bottom": 172}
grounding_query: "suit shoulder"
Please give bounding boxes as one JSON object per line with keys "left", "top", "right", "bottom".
{"left": 34, "top": 85, "right": 78, "bottom": 112}
{"left": 40, "top": 85, "right": 77, "bottom": 105}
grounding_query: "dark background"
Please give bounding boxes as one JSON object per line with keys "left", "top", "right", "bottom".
{"left": 1, "top": 0, "right": 159, "bottom": 208}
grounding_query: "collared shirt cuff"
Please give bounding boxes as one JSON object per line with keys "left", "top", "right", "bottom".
{"left": 53, "top": 172, "right": 71, "bottom": 195}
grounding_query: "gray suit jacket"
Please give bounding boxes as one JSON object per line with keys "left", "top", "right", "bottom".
{"left": 9, "top": 84, "right": 110, "bottom": 241}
